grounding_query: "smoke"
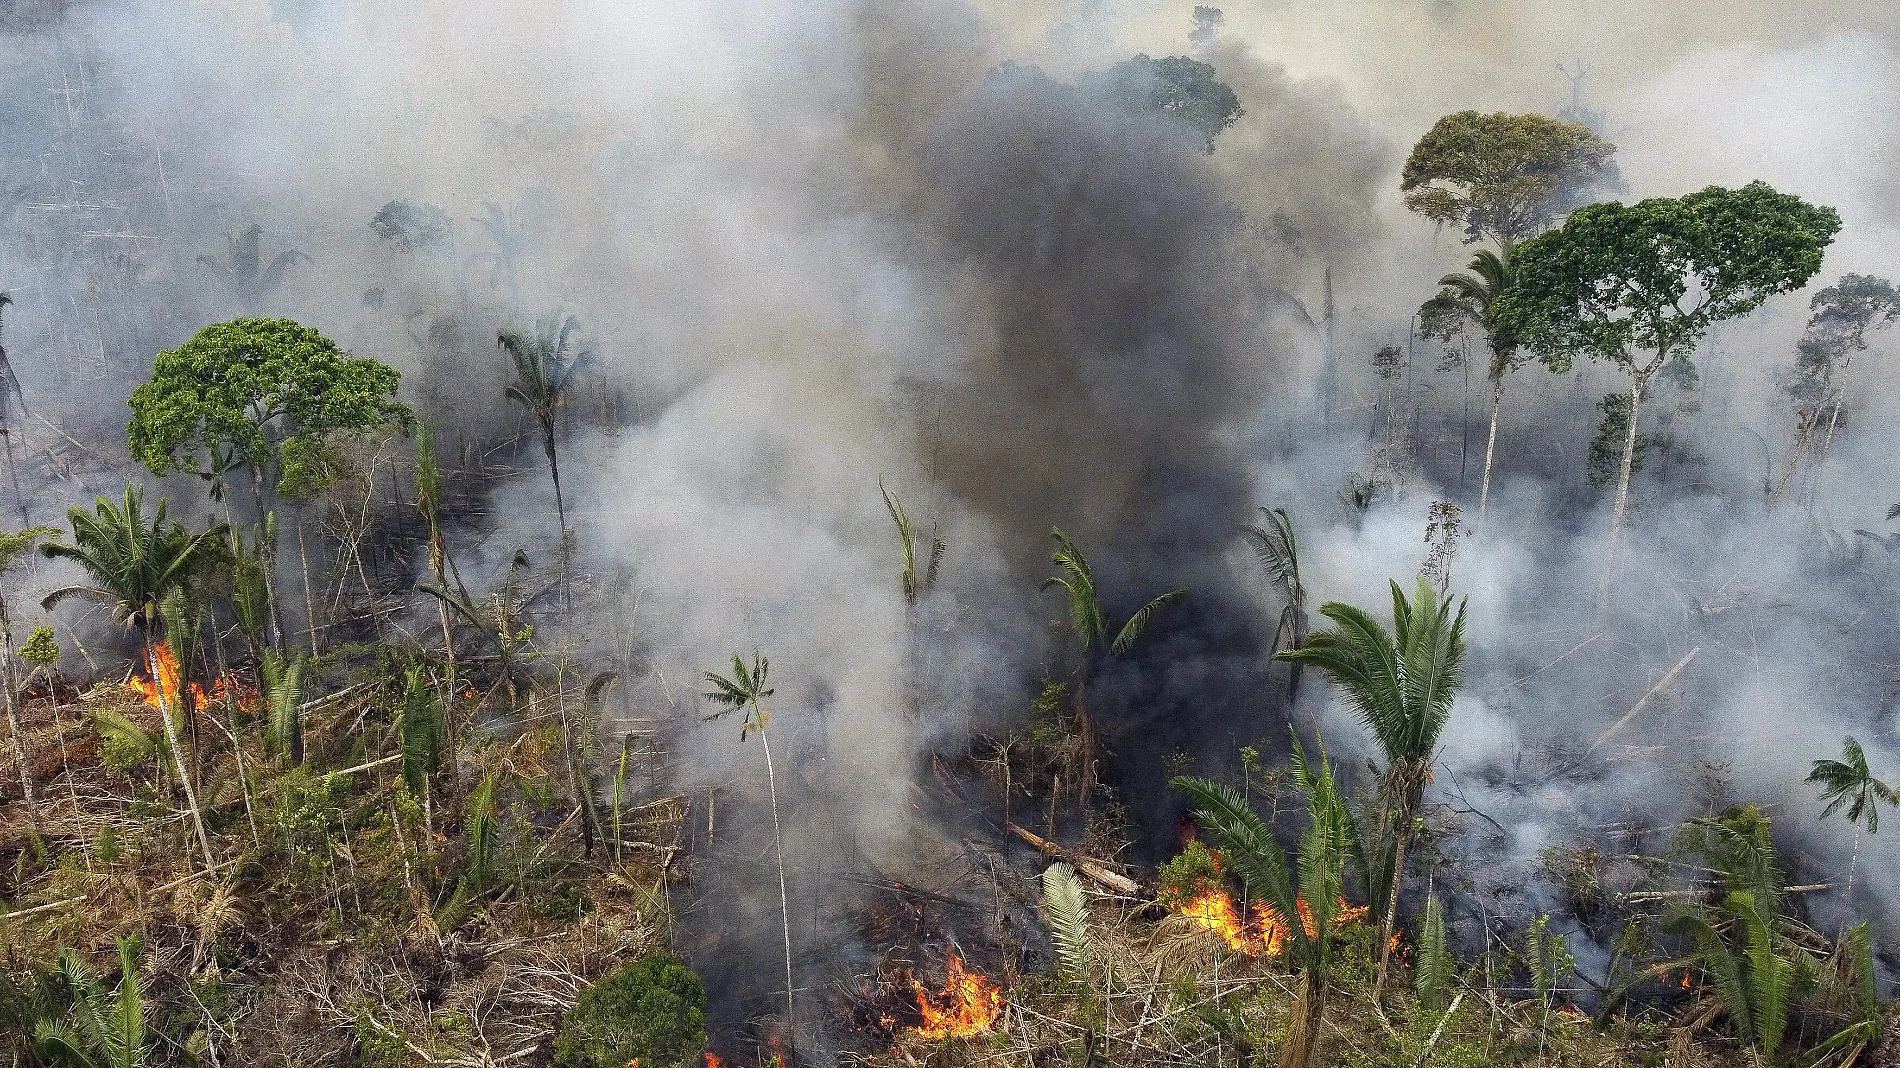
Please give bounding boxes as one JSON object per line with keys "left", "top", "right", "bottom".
{"left": 5, "top": 0, "right": 1900, "bottom": 1052}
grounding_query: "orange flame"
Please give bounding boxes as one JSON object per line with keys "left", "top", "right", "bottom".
{"left": 129, "top": 641, "right": 255, "bottom": 713}
{"left": 704, "top": 1055, "right": 722, "bottom": 1068}
{"left": 906, "top": 950, "right": 1003, "bottom": 1040}
{"left": 1174, "top": 890, "right": 1368, "bottom": 956}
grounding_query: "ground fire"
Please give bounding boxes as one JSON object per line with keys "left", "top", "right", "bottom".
{"left": 128, "top": 640, "right": 251, "bottom": 712}
{"left": 904, "top": 950, "right": 1004, "bottom": 1041}
{"left": 1172, "top": 887, "right": 1369, "bottom": 956}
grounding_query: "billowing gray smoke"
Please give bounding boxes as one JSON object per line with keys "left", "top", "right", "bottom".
{"left": 5, "top": 0, "right": 1900, "bottom": 1055}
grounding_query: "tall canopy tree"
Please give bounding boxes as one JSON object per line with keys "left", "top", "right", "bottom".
{"left": 1495, "top": 182, "right": 1840, "bottom": 533}
{"left": 1277, "top": 577, "right": 1467, "bottom": 1001}
{"left": 1775, "top": 274, "right": 1900, "bottom": 500}
{"left": 1419, "top": 246, "right": 1543, "bottom": 523}
{"left": 128, "top": 317, "right": 413, "bottom": 646}
{"left": 1175, "top": 738, "right": 1357, "bottom": 1068}
{"left": 40, "top": 485, "right": 227, "bottom": 868}
{"left": 1401, "top": 110, "right": 1619, "bottom": 246}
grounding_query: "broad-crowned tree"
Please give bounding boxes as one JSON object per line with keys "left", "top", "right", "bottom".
{"left": 1495, "top": 182, "right": 1839, "bottom": 534}
{"left": 1401, "top": 111, "right": 1619, "bottom": 247}
{"left": 128, "top": 316, "right": 413, "bottom": 646}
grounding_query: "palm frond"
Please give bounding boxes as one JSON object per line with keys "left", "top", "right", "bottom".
{"left": 1244, "top": 507, "right": 1303, "bottom": 607}
{"left": 1110, "top": 588, "right": 1183, "bottom": 655}
{"left": 1172, "top": 775, "right": 1304, "bottom": 955}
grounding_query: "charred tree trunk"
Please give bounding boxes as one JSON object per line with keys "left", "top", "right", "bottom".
{"left": 2, "top": 616, "right": 41, "bottom": 841}
{"left": 1278, "top": 968, "right": 1327, "bottom": 1068}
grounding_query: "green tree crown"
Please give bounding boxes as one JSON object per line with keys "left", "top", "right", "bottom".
{"left": 1496, "top": 182, "right": 1841, "bottom": 373}
{"left": 128, "top": 317, "right": 414, "bottom": 491}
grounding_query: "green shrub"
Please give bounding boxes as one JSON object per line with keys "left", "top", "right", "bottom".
{"left": 1156, "top": 840, "right": 1223, "bottom": 910}
{"left": 553, "top": 952, "right": 707, "bottom": 1068}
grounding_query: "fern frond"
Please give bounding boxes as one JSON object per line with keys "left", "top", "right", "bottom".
{"left": 1041, "top": 862, "right": 1091, "bottom": 981}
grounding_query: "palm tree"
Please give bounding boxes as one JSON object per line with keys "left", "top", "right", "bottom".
{"left": 1277, "top": 577, "right": 1467, "bottom": 1000}
{"left": 34, "top": 939, "right": 149, "bottom": 1068}
{"left": 499, "top": 314, "right": 591, "bottom": 603}
{"left": 1419, "top": 246, "right": 1527, "bottom": 524}
{"left": 1175, "top": 737, "right": 1356, "bottom": 1068}
{"left": 0, "top": 525, "right": 58, "bottom": 842}
{"left": 196, "top": 224, "right": 309, "bottom": 307}
{"left": 399, "top": 664, "right": 443, "bottom": 843}
{"left": 1043, "top": 529, "right": 1183, "bottom": 797}
{"left": 703, "top": 652, "right": 795, "bottom": 1033}
{"left": 1245, "top": 507, "right": 1307, "bottom": 701}
{"left": 40, "top": 485, "right": 227, "bottom": 868}
{"left": 1807, "top": 736, "right": 1895, "bottom": 897}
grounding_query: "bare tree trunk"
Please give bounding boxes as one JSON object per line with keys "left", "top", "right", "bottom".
{"left": 252, "top": 469, "right": 287, "bottom": 655}
{"left": 1477, "top": 376, "right": 1504, "bottom": 525}
{"left": 297, "top": 515, "right": 318, "bottom": 656}
{"left": 1374, "top": 816, "right": 1411, "bottom": 1003}
{"left": 151, "top": 640, "right": 216, "bottom": 870}
{"left": 545, "top": 424, "right": 571, "bottom": 610}
{"left": 758, "top": 725, "right": 796, "bottom": 1036}
{"left": 1277, "top": 968, "right": 1327, "bottom": 1068}
{"left": 2, "top": 633, "right": 41, "bottom": 841}
{"left": 1610, "top": 376, "right": 1646, "bottom": 534}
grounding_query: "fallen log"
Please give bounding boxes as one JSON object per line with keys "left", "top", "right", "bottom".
{"left": 1006, "top": 823, "right": 1141, "bottom": 895}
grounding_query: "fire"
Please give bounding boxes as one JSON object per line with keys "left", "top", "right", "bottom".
{"left": 129, "top": 641, "right": 255, "bottom": 713}
{"left": 704, "top": 1055, "right": 722, "bottom": 1068}
{"left": 1173, "top": 889, "right": 1369, "bottom": 957}
{"left": 905, "top": 950, "right": 1003, "bottom": 1041}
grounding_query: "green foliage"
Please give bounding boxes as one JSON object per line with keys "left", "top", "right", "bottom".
{"left": 397, "top": 666, "right": 442, "bottom": 796}
{"left": 1667, "top": 890, "right": 1812, "bottom": 1063}
{"left": 498, "top": 313, "right": 591, "bottom": 440}
{"left": 1496, "top": 182, "right": 1840, "bottom": 375}
{"left": 1041, "top": 862, "right": 1092, "bottom": 982}
{"left": 1277, "top": 578, "right": 1467, "bottom": 782}
{"left": 1156, "top": 839, "right": 1224, "bottom": 911}
{"left": 228, "top": 524, "right": 273, "bottom": 655}
{"left": 1401, "top": 110, "right": 1619, "bottom": 245}
{"left": 20, "top": 624, "right": 59, "bottom": 669}
{"left": 1523, "top": 915, "right": 1574, "bottom": 1003}
{"left": 702, "top": 651, "right": 773, "bottom": 740}
{"left": 1043, "top": 529, "right": 1183, "bottom": 657}
{"left": 34, "top": 939, "right": 148, "bottom": 1068}
{"left": 462, "top": 771, "right": 501, "bottom": 899}
{"left": 196, "top": 225, "right": 307, "bottom": 304}
{"left": 1172, "top": 735, "right": 1357, "bottom": 976}
{"left": 127, "top": 317, "right": 414, "bottom": 495}
{"left": 1808, "top": 735, "right": 1895, "bottom": 834}
{"left": 1414, "top": 894, "right": 1452, "bottom": 1011}
{"left": 1586, "top": 391, "right": 1649, "bottom": 489}
{"left": 369, "top": 200, "right": 453, "bottom": 253}
{"left": 1418, "top": 245, "right": 1538, "bottom": 385}
{"left": 93, "top": 710, "right": 158, "bottom": 776}
{"left": 40, "top": 485, "right": 227, "bottom": 633}
{"left": 881, "top": 480, "right": 944, "bottom": 605}
{"left": 261, "top": 649, "right": 307, "bottom": 764}
{"left": 1784, "top": 273, "right": 1900, "bottom": 418}
{"left": 551, "top": 952, "right": 707, "bottom": 1068}
{"left": 1079, "top": 54, "right": 1243, "bottom": 153}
